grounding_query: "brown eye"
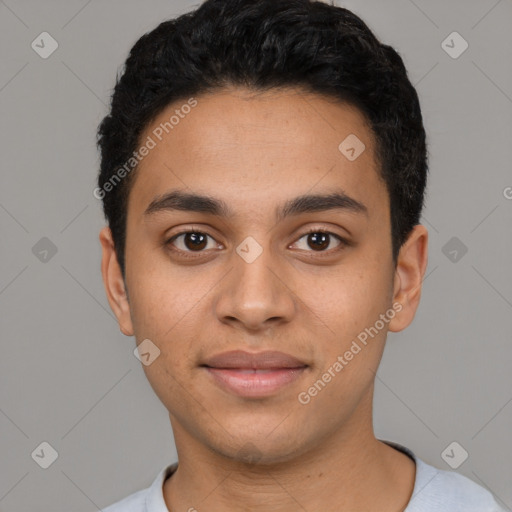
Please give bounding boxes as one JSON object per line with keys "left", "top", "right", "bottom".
{"left": 183, "top": 232, "right": 208, "bottom": 251}
{"left": 293, "top": 230, "right": 345, "bottom": 253}
{"left": 307, "top": 232, "right": 330, "bottom": 251}
{"left": 168, "top": 231, "right": 216, "bottom": 252}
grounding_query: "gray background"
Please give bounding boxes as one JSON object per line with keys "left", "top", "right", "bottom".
{"left": 1, "top": 0, "right": 511, "bottom": 510}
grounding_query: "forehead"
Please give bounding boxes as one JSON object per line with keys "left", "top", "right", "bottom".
{"left": 128, "top": 86, "right": 387, "bottom": 221}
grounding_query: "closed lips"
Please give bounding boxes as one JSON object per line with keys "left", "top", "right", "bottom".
{"left": 201, "top": 350, "right": 308, "bottom": 370}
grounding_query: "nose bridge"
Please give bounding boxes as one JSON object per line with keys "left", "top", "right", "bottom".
{"left": 215, "top": 234, "right": 295, "bottom": 329}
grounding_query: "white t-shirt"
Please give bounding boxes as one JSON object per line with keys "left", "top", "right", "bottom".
{"left": 101, "top": 443, "right": 505, "bottom": 511}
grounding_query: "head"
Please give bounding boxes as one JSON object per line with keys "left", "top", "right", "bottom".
{"left": 97, "top": 0, "right": 428, "bottom": 464}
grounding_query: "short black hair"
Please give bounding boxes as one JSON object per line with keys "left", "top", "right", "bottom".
{"left": 96, "top": 0, "right": 428, "bottom": 278}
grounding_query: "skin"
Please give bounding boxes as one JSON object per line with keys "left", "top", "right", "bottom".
{"left": 99, "top": 86, "right": 428, "bottom": 512}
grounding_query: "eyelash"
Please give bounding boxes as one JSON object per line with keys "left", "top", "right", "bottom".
{"left": 165, "top": 227, "right": 349, "bottom": 259}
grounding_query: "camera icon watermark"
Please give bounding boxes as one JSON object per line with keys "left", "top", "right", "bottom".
{"left": 441, "top": 31, "right": 468, "bottom": 59}
{"left": 236, "top": 442, "right": 263, "bottom": 463}
{"left": 32, "top": 237, "right": 58, "bottom": 263}
{"left": 441, "top": 441, "right": 468, "bottom": 469}
{"left": 236, "top": 236, "right": 263, "bottom": 263}
{"left": 134, "top": 338, "right": 161, "bottom": 366}
{"left": 31, "top": 32, "right": 59, "bottom": 59}
{"left": 338, "top": 134, "right": 366, "bottom": 161}
{"left": 31, "top": 441, "right": 59, "bottom": 469}
{"left": 442, "top": 236, "right": 468, "bottom": 263}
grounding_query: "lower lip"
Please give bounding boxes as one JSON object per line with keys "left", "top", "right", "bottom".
{"left": 204, "top": 367, "right": 307, "bottom": 398}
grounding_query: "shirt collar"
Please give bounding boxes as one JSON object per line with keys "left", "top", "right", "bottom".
{"left": 145, "top": 462, "right": 178, "bottom": 512}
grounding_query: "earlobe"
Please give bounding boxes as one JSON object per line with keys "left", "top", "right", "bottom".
{"left": 388, "top": 224, "right": 428, "bottom": 333}
{"left": 99, "top": 226, "right": 134, "bottom": 336}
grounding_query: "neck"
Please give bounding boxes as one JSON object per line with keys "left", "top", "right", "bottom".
{"left": 163, "top": 391, "right": 415, "bottom": 512}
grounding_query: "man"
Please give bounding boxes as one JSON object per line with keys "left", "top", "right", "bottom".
{"left": 95, "top": 0, "right": 504, "bottom": 510}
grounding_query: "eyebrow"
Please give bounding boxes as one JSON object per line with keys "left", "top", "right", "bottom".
{"left": 143, "top": 189, "right": 368, "bottom": 221}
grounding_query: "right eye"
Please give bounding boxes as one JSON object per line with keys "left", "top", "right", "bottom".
{"left": 166, "top": 230, "right": 222, "bottom": 255}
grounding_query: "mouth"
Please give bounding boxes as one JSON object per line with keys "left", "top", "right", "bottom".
{"left": 200, "top": 350, "right": 309, "bottom": 398}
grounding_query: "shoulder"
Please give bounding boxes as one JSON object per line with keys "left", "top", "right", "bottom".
{"left": 383, "top": 441, "right": 504, "bottom": 512}
{"left": 98, "top": 462, "right": 178, "bottom": 512}
{"left": 408, "top": 455, "right": 505, "bottom": 512}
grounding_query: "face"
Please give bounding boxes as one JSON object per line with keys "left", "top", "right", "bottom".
{"left": 100, "top": 86, "right": 427, "bottom": 465}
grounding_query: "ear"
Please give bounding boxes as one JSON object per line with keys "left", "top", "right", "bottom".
{"left": 388, "top": 224, "right": 428, "bottom": 332}
{"left": 99, "top": 226, "right": 134, "bottom": 336}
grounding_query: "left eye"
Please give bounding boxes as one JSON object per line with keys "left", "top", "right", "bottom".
{"left": 292, "top": 231, "right": 344, "bottom": 252}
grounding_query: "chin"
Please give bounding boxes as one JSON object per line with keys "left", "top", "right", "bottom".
{"left": 211, "top": 427, "right": 311, "bottom": 467}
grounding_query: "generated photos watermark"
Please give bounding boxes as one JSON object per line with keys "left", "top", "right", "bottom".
{"left": 298, "top": 301, "right": 403, "bottom": 405}
{"left": 93, "top": 97, "right": 198, "bottom": 200}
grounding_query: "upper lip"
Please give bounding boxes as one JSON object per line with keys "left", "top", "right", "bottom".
{"left": 201, "top": 350, "right": 308, "bottom": 370}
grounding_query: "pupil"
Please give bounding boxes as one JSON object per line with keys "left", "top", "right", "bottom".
{"left": 185, "top": 232, "right": 207, "bottom": 250}
{"left": 309, "top": 232, "right": 329, "bottom": 251}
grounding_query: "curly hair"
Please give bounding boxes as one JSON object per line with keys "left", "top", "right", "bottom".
{"left": 96, "top": 0, "right": 428, "bottom": 278}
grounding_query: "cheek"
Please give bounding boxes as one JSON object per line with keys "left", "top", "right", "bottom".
{"left": 300, "top": 262, "right": 391, "bottom": 343}
{"left": 297, "top": 269, "right": 391, "bottom": 415}
{"left": 129, "top": 276, "right": 202, "bottom": 405}
{"left": 141, "top": 357, "right": 198, "bottom": 425}
{"left": 127, "top": 255, "right": 203, "bottom": 340}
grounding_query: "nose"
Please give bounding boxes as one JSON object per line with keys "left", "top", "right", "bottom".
{"left": 213, "top": 239, "right": 296, "bottom": 332}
